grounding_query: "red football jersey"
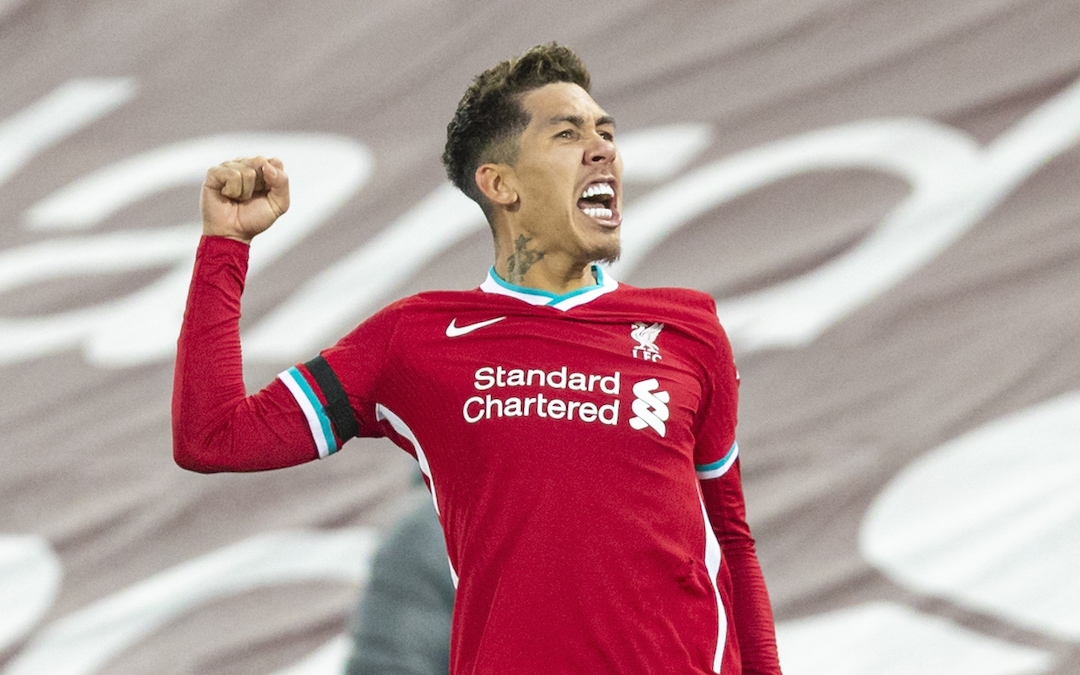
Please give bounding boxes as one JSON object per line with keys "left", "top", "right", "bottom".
{"left": 173, "top": 236, "right": 780, "bottom": 675}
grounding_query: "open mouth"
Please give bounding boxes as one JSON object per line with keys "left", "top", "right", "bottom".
{"left": 577, "top": 181, "right": 619, "bottom": 224}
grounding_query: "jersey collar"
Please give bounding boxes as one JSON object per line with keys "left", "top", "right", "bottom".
{"left": 480, "top": 264, "right": 618, "bottom": 311}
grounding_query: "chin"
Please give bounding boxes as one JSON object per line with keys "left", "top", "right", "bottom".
{"left": 586, "top": 242, "right": 621, "bottom": 266}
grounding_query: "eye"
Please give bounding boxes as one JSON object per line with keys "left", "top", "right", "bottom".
{"left": 556, "top": 129, "right": 576, "bottom": 139}
{"left": 599, "top": 130, "right": 614, "bottom": 141}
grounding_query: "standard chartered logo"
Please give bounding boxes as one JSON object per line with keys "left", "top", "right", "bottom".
{"left": 629, "top": 378, "right": 670, "bottom": 437}
{"left": 462, "top": 366, "right": 673, "bottom": 436}
{"left": 463, "top": 365, "right": 621, "bottom": 425}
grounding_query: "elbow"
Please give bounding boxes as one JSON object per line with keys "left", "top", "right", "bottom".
{"left": 173, "top": 441, "right": 217, "bottom": 474}
{"left": 174, "top": 451, "right": 207, "bottom": 473}
{"left": 172, "top": 397, "right": 212, "bottom": 472}
{"left": 172, "top": 424, "right": 223, "bottom": 474}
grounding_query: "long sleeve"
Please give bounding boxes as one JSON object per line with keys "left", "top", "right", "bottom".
{"left": 701, "top": 460, "right": 781, "bottom": 675}
{"left": 172, "top": 235, "right": 319, "bottom": 472}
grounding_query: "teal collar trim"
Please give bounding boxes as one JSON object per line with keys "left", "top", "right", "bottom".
{"left": 487, "top": 265, "right": 604, "bottom": 305}
{"left": 480, "top": 264, "right": 618, "bottom": 311}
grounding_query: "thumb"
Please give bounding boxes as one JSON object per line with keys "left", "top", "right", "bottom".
{"left": 262, "top": 158, "right": 290, "bottom": 217}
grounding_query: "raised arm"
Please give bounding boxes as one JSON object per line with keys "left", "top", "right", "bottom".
{"left": 172, "top": 157, "right": 318, "bottom": 473}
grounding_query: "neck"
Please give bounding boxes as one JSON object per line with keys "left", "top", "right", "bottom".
{"left": 493, "top": 234, "right": 596, "bottom": 295}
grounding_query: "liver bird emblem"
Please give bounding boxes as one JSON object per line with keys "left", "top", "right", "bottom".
{"left": 631, "top": 322, "right": 664, "bottom": 358}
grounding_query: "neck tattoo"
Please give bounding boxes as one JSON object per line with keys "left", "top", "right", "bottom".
{"left": 506, "top": 235, "right": 545, "bottom": 284}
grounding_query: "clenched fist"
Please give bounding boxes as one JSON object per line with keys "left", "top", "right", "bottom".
{"left": 201, "top": 156, "right": 290, "bottom": 244}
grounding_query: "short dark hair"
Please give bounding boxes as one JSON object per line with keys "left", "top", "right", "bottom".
{"left": 442, "top": 43, "right": 591, "bottom": 220}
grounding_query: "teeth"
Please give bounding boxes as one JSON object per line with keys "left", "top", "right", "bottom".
{"left": 582, "top": 207, "right": 613, "bottom": 219}
{"left": 581, "top": 183, "right": 615, "bottom": 199}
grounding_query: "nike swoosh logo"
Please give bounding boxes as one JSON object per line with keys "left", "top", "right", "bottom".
{"left": 446, "top": 316, "right": 506, "bottom": 337}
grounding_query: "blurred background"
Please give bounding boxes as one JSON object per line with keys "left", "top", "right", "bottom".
{"left": 2, "top": 1, "right": 1079, "bottom": 673}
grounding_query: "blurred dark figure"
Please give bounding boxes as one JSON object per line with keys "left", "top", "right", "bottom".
{"left": 345, "top": 499, "right": 455, "bottom": 675}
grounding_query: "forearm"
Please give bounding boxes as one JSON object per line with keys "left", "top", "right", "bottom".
{"left": 700, "top": 465, "right": 781, "bottom": 675}
{"left": 172, "top": 236, "right": 316, "bottom": 472}
{"left": 722, "top": 531, "right": 780, "bottom": 675}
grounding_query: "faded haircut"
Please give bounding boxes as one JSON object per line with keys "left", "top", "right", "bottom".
{"left": 442, "top": 43, "right": 591, "bottom": 222}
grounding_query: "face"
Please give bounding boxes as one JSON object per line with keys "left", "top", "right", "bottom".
{"left": 504, "top": 82, "right": 623, "bottom": 265}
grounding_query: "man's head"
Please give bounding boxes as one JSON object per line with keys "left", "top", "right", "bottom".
{"left": 443, "top": 43, "right": 623, "bottom": 270}
{"left": 443, "top": 43, "right": 590, "bottom": 218}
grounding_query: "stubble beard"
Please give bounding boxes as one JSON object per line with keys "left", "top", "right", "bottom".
{"left": 586, "top": 235, "right": 621, "bottom": 266}
{"left": 593, "top": 246, "right": 620, "bottom": 266}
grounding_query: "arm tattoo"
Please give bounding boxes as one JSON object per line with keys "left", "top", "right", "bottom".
{"left": 506, "top": 235, "right": 545, "bottom": 284}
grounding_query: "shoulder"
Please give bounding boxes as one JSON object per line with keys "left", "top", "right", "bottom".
{"left": 609, "top": 283, "right": 721, "bottom": 328}
{"left": 601, "top": 284, "right": 733, "bottom": 363}
{"left": 368, "top": 288, "right": 489, "bottom": 320}
{"left": 611, "top": 282, "right": 715, "bottom": 309}
{"left": 338, "top": 288, "right": 501, "bottom": 348}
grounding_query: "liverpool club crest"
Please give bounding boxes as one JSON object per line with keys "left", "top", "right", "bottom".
{"left": 630, "top": 322, "right": 663, "bottom": 362}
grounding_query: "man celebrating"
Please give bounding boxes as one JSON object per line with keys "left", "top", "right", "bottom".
{"left": 174, "top": 43, "right": 782, "bottom": 674}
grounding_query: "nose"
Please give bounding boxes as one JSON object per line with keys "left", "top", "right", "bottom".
{"left": 584, "top": 134, "right": 616, "bottom": 165}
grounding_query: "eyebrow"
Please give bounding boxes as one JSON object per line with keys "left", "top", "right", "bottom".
{"left": 548, "top": 114, "right": 617, "bottom": 128}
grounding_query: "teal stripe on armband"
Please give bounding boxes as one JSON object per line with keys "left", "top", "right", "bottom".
{"left": 278, "top": 366, "right": 338, "bottom": 458}
{"left": 695, "top": 441, "right": 739, "bottom": 480}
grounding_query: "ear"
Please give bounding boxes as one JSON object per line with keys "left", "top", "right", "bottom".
{"left": 475, "top": 163, "right": 518, "bottom": 208}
